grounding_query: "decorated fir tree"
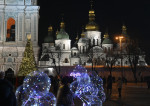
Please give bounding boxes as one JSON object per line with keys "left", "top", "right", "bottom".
{"left": 18, "top": 34, "right": 37, "bottom": 76}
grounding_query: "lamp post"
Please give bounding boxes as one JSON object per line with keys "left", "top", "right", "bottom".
{"left": 116, "top": 36, "right": 124, "bottom": 78}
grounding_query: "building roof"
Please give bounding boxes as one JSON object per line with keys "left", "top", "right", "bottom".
{"left": 85, "top": 21, "right": 99, "bottom": 31}
{"left": 44, "top": 34, "right": 54, "bottom": 43}
{"left": 90, "top": 46, "right": 103, "bottom": 53}
{"left": 56, "top": 21, "right": 69, "bottom": 40}
{"left": 85, "top": 9, "right": 99, "bottom": 31}
{"left": 44, "top": 26, "right": 54, "bottom": 43}
{"left": 78, "top": 38, "right": 89, "bottom": 43}
{"left": 102, "top": 38, "right": 112, "bottom": 44}
{"left": 71, "top": 47, "right": 78, "bottom": 50}
{"left": 56, "top": 29, "right": 69, "bottom": 39}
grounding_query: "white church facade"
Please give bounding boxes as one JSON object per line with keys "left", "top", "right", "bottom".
{"left": 39, "top": 8, "right": 147, "bottom": 68}
{"left": 0, "top": 0, "right": 39, "bottom": 75}
{"left": 0, "top": 1, "right": 147, "bottom": 76}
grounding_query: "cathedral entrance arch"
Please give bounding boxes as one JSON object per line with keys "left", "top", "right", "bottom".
{"left": 5, "top": 68, "right": 14, "bottom": 78}
{"left": 5, "top": 68, "right": 15, "bottom": 85}
{"left": 6, "top": 18, "right": 15, "bottom": 42}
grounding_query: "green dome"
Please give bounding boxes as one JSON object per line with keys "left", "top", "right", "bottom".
{"left": 44, "top": 32, "right": 54, "bottom": 43}
{"left": 56, "top": 29, "right": 69, "bottom": 39}
{"left": 102, "top": 38, "right": 112, "bottom": 44}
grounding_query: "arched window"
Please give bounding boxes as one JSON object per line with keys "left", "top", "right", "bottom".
{"left": 80, "top": 46, "right": 81, "bottom": 53}
{"left": 125, "top": 61, "right": 128, "bottom": 65}
{"left": 108, "top": 47, "right": 110, "bottom": 51}
{"left": 64, "top": 58, "right": 69, "bottom": 63}
{"left": 5, "top": 68, "right": 14, "bottom": 78}
{"left": 89, "top": 39, "right": 91, "bottom": 46}
{"left": 105, "top": 47, "right": 107, "bottom": 52}
{"left": 93, "top": 39, "right": 95, "bottom": 45}
{"left": 74, "top": 52, "right": 77, "bottom": 56}
{"left": 6, "top": 18, "right": 15, "bottom": 42}
{"left": 83, "top": 46, "right": 85, "bottom": 53}
{"left": 63, "top": 44, "right": 65, "bottom": 49}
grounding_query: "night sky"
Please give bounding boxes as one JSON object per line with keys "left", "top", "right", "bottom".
{"left": 38, "top": 0, "right": 150, "bottom": 64}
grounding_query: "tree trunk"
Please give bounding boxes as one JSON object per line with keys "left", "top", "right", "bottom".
{"left": 109, "top": 66, "right": 112, "bottom": 76}
{"left": 133, "top": 70, "right": 137, "bottom": 83}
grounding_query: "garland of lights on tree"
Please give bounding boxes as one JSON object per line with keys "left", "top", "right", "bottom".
{"left": 18, "top": 34, "right": 37, "bottom": 76}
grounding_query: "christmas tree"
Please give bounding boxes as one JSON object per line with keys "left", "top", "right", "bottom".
{"left": 18, "top": 34, "right": 37, "bottom": 76}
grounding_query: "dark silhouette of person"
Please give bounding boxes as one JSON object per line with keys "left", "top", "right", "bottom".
{"left": 0, "top": 71, "right": 17, "bottom": 106}
{"left": 147, "top": 78, "right": 150, "bottom": 89}
{"left": 106, "top": 75, "right": 112, "bottom": 100}
{"left": 103, "top": 76, "right": 106, "bottom": 88}
{"left": 57, "top": 76, "right": 74, "bottom": 106}
{"left": 117, "top": 77, "right": 123, "bottom": 98}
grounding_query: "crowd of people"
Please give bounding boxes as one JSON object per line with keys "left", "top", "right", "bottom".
{"left": 0, "top": 70, "right": 150, "bottom": 106}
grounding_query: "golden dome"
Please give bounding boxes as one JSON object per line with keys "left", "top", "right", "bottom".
{"left": 76, "top": 34, "right": 79, "bottom": 40}
{"left": 81, "top": 28, "right": 85, "bottom": 38}
{"left": 89, "top": 10, "right": 95, "bottom": 14}
{"left": 122, "top": 24, "right": 127, "bottom": 35}
{"left": 60, "top": 21, "right": 65, "bottom": 29}
{"left": 103, "top": 33, "right": 109, "bottom": 39}
{"left": 48, "top": 26, "right": 53, "bottom": 32}
{"left": 122, "top": 24, "right": 127, "bottom": 31}
{"left": 85, "top": 22, "right": 99, "bottom": 31}
{"left": 56, "top": 30, "right": 59, "bottom": 35}
{"left": 85, "top": 8, "right": 99, "bottom": 31}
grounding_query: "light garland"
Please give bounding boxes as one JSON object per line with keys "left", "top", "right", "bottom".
{"left": 16, "top": 71, "right": 56, "bottom": 106}
{"left": 70, "top": 65, "right": 106, "bottom": 106}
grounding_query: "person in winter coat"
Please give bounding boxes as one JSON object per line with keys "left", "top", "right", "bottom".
{"left": 57, "top": 76, "right": 74, "bottom": 106}
{"left": 117, "top": 77, "right": 123, "bottom": 98}
{"left": 0, "top": 71, "right": 17, "bottom": 106}
{"left": 106, "top": 75, "right": 112, "bottom": 99}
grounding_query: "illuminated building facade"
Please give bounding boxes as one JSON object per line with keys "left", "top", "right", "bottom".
{"left": 0, "top": 0, "right": 39, "bottom": 75}
{"left": 39, "top": 7, "right": 147, "bottom": 68}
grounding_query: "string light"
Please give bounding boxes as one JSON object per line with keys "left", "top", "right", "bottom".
{"left": 70, "top": 65, "right": 106, "bottom": 106}
{"left": 16, "top": 70, "right": 56, "bottom": 106}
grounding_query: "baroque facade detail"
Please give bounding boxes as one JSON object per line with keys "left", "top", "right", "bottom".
{"left": 0, "top": 0, "right": 39, "bottom": 75}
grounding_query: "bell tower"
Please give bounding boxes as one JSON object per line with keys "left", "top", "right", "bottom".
{"left": 0, "top": 0, "right": 39, "bottom": 75}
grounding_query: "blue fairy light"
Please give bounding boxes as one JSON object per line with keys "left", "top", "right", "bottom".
{"left": 70, "top": 65, "right": 105, "bottom": 106}
{"left": 16, "top": 70, "right": 56, "bottom": 106}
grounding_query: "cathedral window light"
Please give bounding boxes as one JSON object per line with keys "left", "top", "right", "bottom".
{"left": 6, "top": 18, "right": 15, "bottom": 42}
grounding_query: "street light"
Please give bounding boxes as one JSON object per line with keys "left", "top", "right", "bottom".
{"left": 115, "top": 36, "right": 124, "bottom": 51}
{"left": 116, "top": 36, "right": 124, "bottom": 78}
